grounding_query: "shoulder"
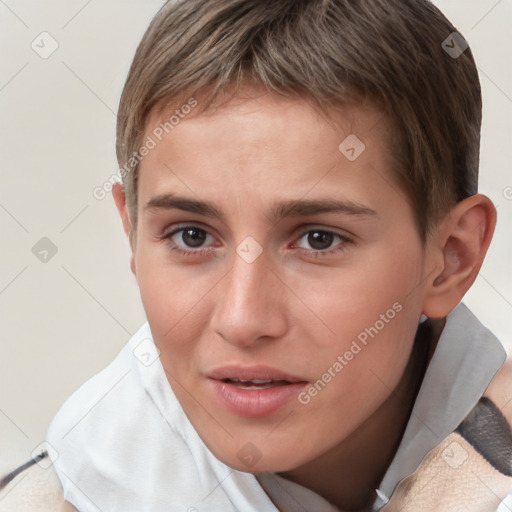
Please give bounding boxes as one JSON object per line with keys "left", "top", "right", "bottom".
{"left": 43, "top": 323, "right": 201, "bottom": 507}
{"left": 47, "top": 323, "right": 152, "bottom": 444}
{"left": 383, "top": 355, "right": 512, "bottom": 511}
{"left": 484, "top": 355, "right": 512, "bottom": 420}
{"left": 45, "top": 324, "right": 158, "bottom": 476}
{"left": 0, "top": 459, "right": 75, "bottom": 512}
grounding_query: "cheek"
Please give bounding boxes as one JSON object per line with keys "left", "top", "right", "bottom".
{"left": 295, "top": 243, "right": 424, "bottom": 409}
{"left": 134, "top": 246, "right": 211, "bottom": 364}
{"left": 302, "top": 242, "right": 423, "bottom": 350}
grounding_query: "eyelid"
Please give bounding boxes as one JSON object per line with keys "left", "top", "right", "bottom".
{"left": 161, "top": 224, "right": 217, "bottom": 245}
{"left": 288, "top": 226, "right": 354, "bottom": 258}
{"left": 159, "top": 221, "right": 216, "bottom": 240}
{"left": 293, "top": 224, "right": 354, "bottom": 242}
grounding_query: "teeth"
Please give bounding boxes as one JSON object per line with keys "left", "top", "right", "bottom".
{"left": 235, "top": 382, "right": 276, "bottom": 390}
{"left": 225, "top": 378, "right": 285, "bottom": 389}
{"left": 229, "top": 378, "right": 273, "bottom": 384}
{"left": 223, "top": 378, "right": 294, "bottom": 391}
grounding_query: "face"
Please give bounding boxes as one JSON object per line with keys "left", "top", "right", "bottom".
{"left": 130, "top": 91, "right": 433, "bottom": 472}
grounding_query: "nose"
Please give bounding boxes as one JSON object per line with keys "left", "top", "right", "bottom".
{"left": 210, "top": 249, "right": 288, "bottom": 348}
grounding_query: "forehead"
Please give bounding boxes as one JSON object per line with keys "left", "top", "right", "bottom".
{"left": 146, "top": 91, "right": 388, "bottom": 153}
{"left": 138, "top": 92, "right": 402, "bottom": 216}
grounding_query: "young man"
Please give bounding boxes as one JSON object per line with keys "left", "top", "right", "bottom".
{"left": 1, "top": 0, "right": 510, "bottom": 510}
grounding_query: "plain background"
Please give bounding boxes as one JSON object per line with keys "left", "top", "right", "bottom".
{"left": 1, "top": 0, "right": 511, "bottom": 476}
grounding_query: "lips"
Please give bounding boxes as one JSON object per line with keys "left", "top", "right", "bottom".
{"left": 207, "top": 365, "right": 308, "bottom": 417}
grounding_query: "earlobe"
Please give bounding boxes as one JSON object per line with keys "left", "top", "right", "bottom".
{"left": 112, "top": 183, "right": 137, "bottom": 277}
{"left": 422, "top": 194, "right": 496, "bottom": 318}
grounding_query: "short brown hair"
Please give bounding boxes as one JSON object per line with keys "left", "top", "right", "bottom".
{"left": 116, "top": 0, "right": 482, "bottom": 239}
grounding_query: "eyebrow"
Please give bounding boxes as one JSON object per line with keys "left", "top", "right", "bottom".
{"left": 144, "top": 194, "right": 379, "bottom": 223}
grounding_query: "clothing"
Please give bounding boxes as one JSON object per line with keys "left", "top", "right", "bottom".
{"left": 46, "top": 303, "right": 512, "bottom": 511}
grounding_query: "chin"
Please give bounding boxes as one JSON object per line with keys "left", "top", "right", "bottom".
{"left": 208, "top": 441, "right": 305, "bottom": 474}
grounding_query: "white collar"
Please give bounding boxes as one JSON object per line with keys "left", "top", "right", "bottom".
{"left": 56, "top": 302, "right": 503, "bottom": 511}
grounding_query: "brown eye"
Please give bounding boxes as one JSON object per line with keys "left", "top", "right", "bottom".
{"left": 294, "top": 228, "right": 351, "bottom": 257}
{"left": 164, "top": 225, "right": 215, "bottom": 253}
{"left": 307, "top": 231, "right": 334, "bottom": 250}
{"left": 180, "top": 227, "right": 207, "bottom": 247}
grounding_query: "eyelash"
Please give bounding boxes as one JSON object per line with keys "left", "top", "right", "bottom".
{"left": 159, "top": 226, "right": 217, "bottom": 259}
{"left": 159, "top": 225, "right": 352, "bottom": 259}
{"left": 294, "top": 230, "right": 351, "bottom": 258}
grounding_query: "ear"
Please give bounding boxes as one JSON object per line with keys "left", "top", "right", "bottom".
{"left": 112, "top": 182, "right": 137, "bottom": 277}
{"left": 422, "top": 194, "right": 496, "bottom": 318}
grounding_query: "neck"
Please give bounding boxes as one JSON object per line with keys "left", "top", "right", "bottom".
{"left": 279, "top": 318, "right": 442, "bottom": 511}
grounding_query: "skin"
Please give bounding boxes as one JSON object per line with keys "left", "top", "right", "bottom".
{"left": 112, "top": 89, "right": 496, "bottom": 510}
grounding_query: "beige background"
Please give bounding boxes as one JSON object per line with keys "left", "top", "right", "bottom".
{"left": 1, "top": 0, "right": 511, "bottom": 476}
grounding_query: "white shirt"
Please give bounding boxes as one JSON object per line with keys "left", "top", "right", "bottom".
{"left": 47, "top": 303, "right": 510, "bottom": 511}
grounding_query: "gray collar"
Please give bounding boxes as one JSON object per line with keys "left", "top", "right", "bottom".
{"left": 378, "top": 302, "right": 507, "bottom": 500}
